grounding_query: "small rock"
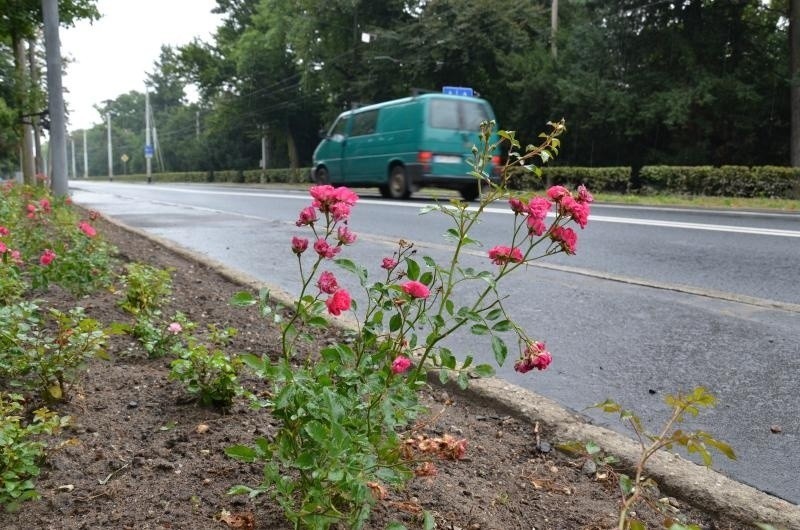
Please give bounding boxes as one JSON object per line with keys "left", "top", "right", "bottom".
{"left": 127, "top": 401, "right": 138, "bottom": 409}
{"left": 57, "top": 484, "right": 75, "bottom": 492}
{"left": 581, "top": 459, "right": 597, "bottom": 476}
{"left": 770, "top": 425, "right": 782, "bottom": 433}
{"left": 536, "top": 441, "right": 551, "bottom": 454}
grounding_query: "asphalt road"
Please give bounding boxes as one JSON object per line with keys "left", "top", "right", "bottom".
{"left": 68, "top": 181, "right": 800, "bottom": 504}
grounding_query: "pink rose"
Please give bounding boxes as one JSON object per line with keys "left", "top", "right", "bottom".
{"left": 291, "top": 236, "right": 309, "bottom": 254}
{"left": 296, "top": 206, "right": 318, "bottom": 226}
{"left": 560, "top": 196, "right": 589, "bottom": 229}
{"left": 333, "top": 187, "right": 359, "bottom": 206}
{"left": 313, "top": 239, "right": 341, "bottom": 259}
{"left": 546, "top": 185, "right": 570, "bottom": 202}
{"left": 577, "top": 184, "right": 593, "bottom": 204}
{"left": 391, "top": 356, "right": 412, "bottom": 374}
{"left": 508, "top": 197, "right": 526, "bottom": 214}
{"left": 26, "top": 204, "right": 36, "bottom": 218}
{"left": 527, "top": 197, "right": 552, "bottom": 219}
{"left": 0, "top": 241, "right": 6, "bottom": 254}
{"left": 0, "top": 226, "right": 9, "bottom": 236}
{"left": 550, "top": 226, "right": 577, "bottom": 254}
{"left": 330, "top": 202, "right": 352, "bottom": 221}
{"left": 337, "top": 226, "right": 357, "bottom": 245}
{"left": 39, "top": 198, "right": 51, "bottom": 213}
{"left": 325, "top": 289, "right": 351, "bottom": 316}
{"left": 167, "top": 322, "right": 183, "bottom": 334}
{"left": 317, "top": 271, "right": 339, "bottom": 294}
{"left": 487, "top": 245, "right": 523, "bottom": 266}
{"left": 10, "top": 250, "right": 22, "bottom": 265}
{"left": 514, "top": 341, "right": 552, "bottom": 373}
{"left": 78, "top": 221, "right": 97, "bottom": 237}
{"left": 381, "top": 257, "right": 397, "bottom": 270}
{"left": 401, "top": 280, "right": 430, "bottom": 299}
{"left": 39, "top": 248, "right": 56, "bottom": 266}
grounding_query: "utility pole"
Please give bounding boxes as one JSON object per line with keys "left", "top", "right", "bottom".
{"left": 551, "top": 0, "right": 559, "bottom": 60}
{"left": 260, "top": 125, "right": 267, "bottom": 183}
{"left": 145, "top": 89, "right": 152, "bottom": 183}
{"left": 70, "top": 136, "right": 77, "bottom": 180}
{"left": 195, "top": 110, "right": 200, "bottom": 139}
{"left": 15, "top": 39, "right": 35, "bottom": 184}
{"left": 83, "top": 129, "right": 88, "bottom": 178}
{"left": 107, "top": 113, "right": 113, "bottom": 180}
{"left": 28, "top": 37, "right": 44, "bottom": 176}
{"left": 42, "top": 0, "right": 68, "bottom": 197}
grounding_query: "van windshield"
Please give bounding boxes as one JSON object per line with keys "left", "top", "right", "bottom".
{"left": 428, "top": 99, "right": 490, "bottom": 130}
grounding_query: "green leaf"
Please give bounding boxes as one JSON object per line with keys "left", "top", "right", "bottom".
{"left": 485, "top": 308, "right": 503, "bottom": 321}
{"left": 422, "top": 256, "right": 436, "bottom": 267}
{"left": 456, "top": 372, "right": 468, "bottom": 390}
{"left": 585, "top": 441, "right": 601, "bottom": 455}
{"left": 386, "top": 523, "right": 408, "bottom": 530}
{"left": 470, "top": 323, "right": 490, "bottom": 335}
{"left": 492, "top": 320, "right": 512, "bottom": 332}
{"left": 472, "top": 364, "right": 495, "bottom": 377}
{"left": 230, "top": 291, "right": 256, "bottom": 307}
{"left": 406, "top": 259, "right": 420, "bottom": 280}
{"left": 419, "top": 271, "right": 433, "bottom": 286}
{"left": 491, "top": 336, "right": 507, "bottom": 366}
{"left": 629, "top": 520, "right": 646, "bottom": 530}
{"left": 225, "top": 445, "right": 257, "bottom": 462}
{"left": 389, "top": 313, "right": 402, "bottom": 332}
{"left": 423, "top": 511, "right": 435, "bottom": 530}
{"left": 618, "top": 474, "right": 634, "bottom": 496}
{"left": 461, "top": 355, "right": 473, "bottom": 369}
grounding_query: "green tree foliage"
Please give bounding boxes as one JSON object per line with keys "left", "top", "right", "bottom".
{"left": 31, "top": 0, "right": 792, "bottom": 177}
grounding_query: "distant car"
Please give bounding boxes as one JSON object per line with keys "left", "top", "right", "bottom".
{"left": 311, "top": 92, "right": 500, "bottom": 200}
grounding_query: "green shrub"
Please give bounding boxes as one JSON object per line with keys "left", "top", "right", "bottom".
{"left": 0, "top": 392, "right": 68, "bottom": 512}
{"left": 506, "top": 165, "right": 631, "bottom": 193}
{"left": 118, "top": 263, "right": 173, "bottom": 316}
{"left": 639, "top": 165, "right": 800, "bottom": 198}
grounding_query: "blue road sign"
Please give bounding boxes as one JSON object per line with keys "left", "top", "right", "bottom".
{"left": 144, "top": 145, "right": 154, "bottom": 158}
{"left": 442, "top": 86, "right": 474, "bottom": 97}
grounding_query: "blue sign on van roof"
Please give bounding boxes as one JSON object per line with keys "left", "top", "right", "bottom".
{"left": 442, "top": 86, "right": 474, "bottom": 97}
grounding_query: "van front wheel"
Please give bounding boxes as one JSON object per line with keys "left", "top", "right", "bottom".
{"left": 314, "top": 166, "right": 330, "bottom": 185}
{"left": 387, "top": 166, "right": 410, "bottom": 199}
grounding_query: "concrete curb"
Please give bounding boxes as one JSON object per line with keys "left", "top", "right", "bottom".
{"left": 102, "top": 214, "right": 800, "bottom": 530}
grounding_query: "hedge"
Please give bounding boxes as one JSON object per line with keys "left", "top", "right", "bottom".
{"left": 639, "top": 166, "right": 800, "bottom": 198}
{"left": 87, "top": 165, "right": 800, "bottom": 199}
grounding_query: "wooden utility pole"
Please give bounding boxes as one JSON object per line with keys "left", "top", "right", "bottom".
{"left": 791, "top": 0, "right": 800, "bottom": 166}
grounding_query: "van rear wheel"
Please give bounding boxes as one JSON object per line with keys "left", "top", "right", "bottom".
{"left": 314, "top": 166, "right": 330, "bottom": 185}
{"left": 388, "top": 166, "right": 410, "bottom": 199}
{"left": 460, "top": 181, "right": 490, "bottom": 202}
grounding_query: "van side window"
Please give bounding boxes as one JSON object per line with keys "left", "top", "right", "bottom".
{"left": 350, "top": 110, "right": 378, "bottom": 137}
{"left": 429, "top": 99, "right": 460, "bottom": 129}
{"left": 461, "top": 101, "right": 490, "bottom": 130}
{"left": 329, "top": 116, "right": 350, "bottom": 139}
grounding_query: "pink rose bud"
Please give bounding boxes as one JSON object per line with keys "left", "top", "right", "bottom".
{"left": 391, "top": 356, "right": 412, "bottom": 374}
{"left": 291, "top": 236, "right": 309, "bottom": 254}
{"left": 401, "top": 280, "right": 430, "bottom": 299}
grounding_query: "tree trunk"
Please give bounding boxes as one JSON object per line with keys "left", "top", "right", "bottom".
{"left": 29, "top": 37, "right": 44, "bottom": 177}
{"left": 14, "top": 37, "right": 36, "bottom": 184}
{"left": 792, "top": 0, "right": 800, "bottom": 166}
{"left": 286, "top": 124, "right": 299, "bottom": 169}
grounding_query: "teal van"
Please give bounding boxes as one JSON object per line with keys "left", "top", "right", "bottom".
{"left": 311, "top": 93, "right": 499, "bottom": 200}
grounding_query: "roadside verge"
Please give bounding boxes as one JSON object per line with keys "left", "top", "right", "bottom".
{"left": 101, "top": 212, "right": 800, "bottom": 530}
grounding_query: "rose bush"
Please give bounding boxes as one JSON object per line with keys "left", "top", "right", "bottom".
{"left": 228, "top": 120, "right": 593, "bottom": 529}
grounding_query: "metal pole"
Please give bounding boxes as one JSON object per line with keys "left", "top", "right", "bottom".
{"left": 70, "top": 137, "right": 77, "bottom": 180}
{"left": 551, "top": 0, "right": 558, "bottom": 60}
{"left": 83, "top": 129, "right": 88, "bottom": 178}
{"left": 146, "top": 90, "right": 152, "bottom": 183}
{"left": 107, "top": 113, "right": 113, "bottom": 180}
{"left": 261, "top": 127, "right": 267, "bottom": 183}
{"left": 42, "top": 0, "right": 68, "bottom": 196}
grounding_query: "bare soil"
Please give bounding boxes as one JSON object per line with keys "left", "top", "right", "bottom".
{"left": 4, "top": 217, "right": 752, "bottom": 530}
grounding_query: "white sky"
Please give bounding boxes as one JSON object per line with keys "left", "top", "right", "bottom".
{"left": 60, "top": 0, "right": 223, "bottom": 131}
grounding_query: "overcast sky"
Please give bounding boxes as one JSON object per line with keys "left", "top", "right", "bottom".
{"left": 60, "top": 0, "right": 223, "bottom": 131}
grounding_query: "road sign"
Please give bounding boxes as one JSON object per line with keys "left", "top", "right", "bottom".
{"left": 442, "top": 86, "right": 474, "bottom": 97}
{"left": 144, "top": 145, "right": 154, "bottom": 158}
{"left": 121, "top": 154, "right": 129, "bottom": 163}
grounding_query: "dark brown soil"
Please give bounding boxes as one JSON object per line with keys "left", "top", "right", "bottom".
{"left": 4, "top": 216, "right": 751, "bottom": 530}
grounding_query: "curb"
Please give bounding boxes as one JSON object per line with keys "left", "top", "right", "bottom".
{"left": 102, "top": 214, "right": 800, "bottom": 530}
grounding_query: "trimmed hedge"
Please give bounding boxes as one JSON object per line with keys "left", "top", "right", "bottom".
{"left": 505, "top": 165, "right": 631, "bottom": 193}
{"left": 88, "top": 165, "right": 800, "bottom": 199}
{"left": 639, "top": 166, "right": 800, "bottom": 198}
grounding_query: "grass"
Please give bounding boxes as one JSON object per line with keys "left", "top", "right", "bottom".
{"left": 591, "top": 192, "right": 799, "bottom": 212}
